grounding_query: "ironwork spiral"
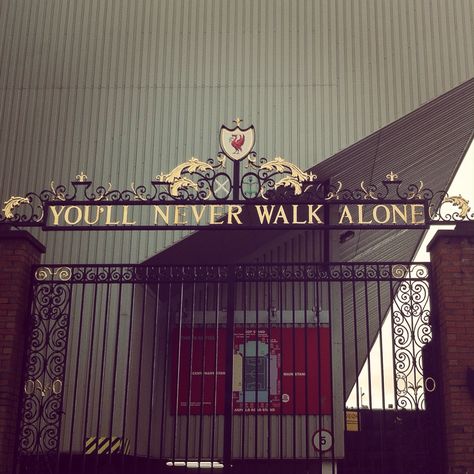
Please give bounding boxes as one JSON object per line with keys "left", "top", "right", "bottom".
{"left": 391, "top": 266, "right": 432, "bottom": 410}
{"left": 18, "top": 282, "right": 71, "bottom": 458}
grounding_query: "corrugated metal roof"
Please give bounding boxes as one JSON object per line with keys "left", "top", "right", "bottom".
{"left": 150, "top": 78, "right": 474, "bottom": 265}
{"left": 147, "top": 78, "right": 474, "bottom": 396}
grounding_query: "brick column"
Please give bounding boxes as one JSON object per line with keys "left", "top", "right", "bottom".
{"left": 0, "top": 229, "right": 45, "bottom": 474}
{"left": 428, "top": 222, "right": 474, "bottom": 474}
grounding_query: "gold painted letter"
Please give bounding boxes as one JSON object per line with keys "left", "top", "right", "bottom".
{"left": 373, "top": 205, "right": 390, "bottom": 224}
{"left": 174, "top": 205, "right": 188, "bottom": 225}
{"left": 307, "top": 204, "right": 323, "bottom": 224}
{"left": 210, "top": 205, "right": 224, "bottom": 225}
{"left": 154, "top": 206, "right": 170, "bottom": 225}
{"left": 411, "top": 204, "right": 425, "bottom": 225}
{"left": 122, "top": 205, "right": 136, "bottom": 225}
{"left": 392, "top": 204, "right": 408, "bottom": 224}
{"left": 191, "top": 205, "right": 207, "bottom": 224}
{"left": 227, "top": 205, "right": 243, "bottom": 224}
{"left": 292, "top": 205, "right": 307, "bottom": 224}
{"left": 64, "top": 206, "right": 82, "bottom": 225}
{"left": 357, "top": 204, "right": 372, "bottom": 224}
{"left": 105, "top": 206, "right": 120, "bottom": 225}
{"left": 273, "top": 206, "right": 289, "bottom": 224}
{"left": 50, "top": 206, "right": 66, "bottom": 226}
{"left": 84, "top": 206, "right": 104, "bottom": 225}
{"left": 338, "top": 205, "right": 354, "bottom": 224}
{"left": 255, "top": 205, "right": 275, "bottom": 224}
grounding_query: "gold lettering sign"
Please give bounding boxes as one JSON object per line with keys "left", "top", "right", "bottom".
{"left": 2, "top": 136, "right": 470, "bottom": 232}
{"left": 46, "top": 203, "right": 427, "bottom": 229}
{"left": 337, "top": 204, "right": 426, "bottom": 227}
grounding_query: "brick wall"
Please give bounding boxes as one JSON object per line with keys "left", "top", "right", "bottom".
{"left": 0, "top": 230, "right": 44, "bottom": 474}
{"left": 429, "top": 222, "right": 474, "bottom": 474}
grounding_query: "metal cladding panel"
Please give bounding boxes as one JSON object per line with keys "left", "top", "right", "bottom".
{"left": 1, "top": 0, "right": 474, "bottom": 264}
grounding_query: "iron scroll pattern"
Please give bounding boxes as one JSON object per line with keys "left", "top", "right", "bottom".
{"left": 1, "top": 159, "right": 472, "bottom": 227}
{"left": 31, "top": 264, "right": 231, "bottom": 284}
{"left": 31, "top": 262, "right": 430, "bottom": 284}
{"left": 391, "top": 264, "right": 432, "bottom": 410}
{"left": 17, "top": 274, "right": 72, "bottom": 468}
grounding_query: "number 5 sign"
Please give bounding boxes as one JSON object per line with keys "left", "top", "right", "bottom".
{"left": 312, "top": 429, "right": 333, "bottom": 452}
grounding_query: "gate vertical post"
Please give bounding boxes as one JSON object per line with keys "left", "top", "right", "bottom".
{"left": 223, "top": 265, "right": 236, "bottom": 470}
{"left": 428, "top": 222, "right": 474, "bottom": 473}
{"left": 0, "top": 229, "right": 45, "bottom": 474}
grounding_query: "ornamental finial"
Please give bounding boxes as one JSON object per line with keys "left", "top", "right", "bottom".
{"left": 233, "top": 117, "right": 243, "bottom": 127}
{"left": 386, "top": 171, "right": 399, "bottom": 182}
{"left": 76, "top": 171, "right": 88, "bottom": 182}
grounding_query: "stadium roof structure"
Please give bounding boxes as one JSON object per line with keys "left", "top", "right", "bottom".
{"left": 145, "top": 78, "right": 474, "bottom": 398}
{"left": 147, "top": 78, "right": 474, "bottom": 266}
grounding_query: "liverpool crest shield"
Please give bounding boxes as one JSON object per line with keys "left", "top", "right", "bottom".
{"left": 219, "top": 120, "right": 255, "bottom": 161}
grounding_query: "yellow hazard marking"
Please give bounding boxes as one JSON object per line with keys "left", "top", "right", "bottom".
{"left": 84, "top": 436, "right": 130, "bottom": 455}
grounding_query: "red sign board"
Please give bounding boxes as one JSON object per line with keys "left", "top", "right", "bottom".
{"left": 172, "top": 325, "right": 331, "bottom": 415}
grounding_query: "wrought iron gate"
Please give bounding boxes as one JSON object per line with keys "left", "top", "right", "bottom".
{"left": 15, "top": 262, "right": 442, "bottom": 474}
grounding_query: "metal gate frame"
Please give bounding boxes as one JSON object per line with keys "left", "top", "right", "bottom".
{"left": 14, "top": 261, "right": 442, "bottom": 474}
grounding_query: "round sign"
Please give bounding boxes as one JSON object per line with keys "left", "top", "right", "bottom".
{"left": 312, "top": 429, "right": 333, "bottom": 452}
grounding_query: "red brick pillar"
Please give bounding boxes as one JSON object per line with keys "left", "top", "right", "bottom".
{"left": 428, "top": 222, "right": 474, "bottom": 474}
{"left": 0, "top": 229, "right": 45, "bottom": 474}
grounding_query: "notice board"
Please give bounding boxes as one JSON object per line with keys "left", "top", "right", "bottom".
{"left": 172, "top": 325, "right": 331, "bottom": 415}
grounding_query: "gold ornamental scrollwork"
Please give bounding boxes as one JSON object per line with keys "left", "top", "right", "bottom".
{"left": 259, "top": 157, "right": 317, "bottom": 197}
{"left": 325, "top": 181, "right": 343, "bottom": 201}
{"left": 442, "top": 195, "right": 471, "bottom": 219}
{"left": 35, "top": 266, "right": 72, "bottom": 282}
{"left": 406, "top": 181, "right": 424, "bottom": 200}
{"left": 392, "top": 264, "right": 408, "bottom": 279}
{"left": 34, "top": 267, "right": 52, "bottom": 281}
{"left": 170, "top": 177, "right": 200, "bottom": 197}
{"left": 2, "top": 196, "right": 29, "bottom": 219}
{"left": 94, "top": 183, "right": 112, "bottom": 201}
{"left": 130, "top": 182, "right": 147, "bottom": 201}
{"left": 50, "top": 181, "right": 66, "bottom": 201}
{"left": 157, "top": 157, "right": 218, "bottom": 198}
{"left": 360, "top": 181, "right": 377, "bottom": 200}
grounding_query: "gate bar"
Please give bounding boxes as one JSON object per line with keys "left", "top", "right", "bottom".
{"left": 223, "top": 265, "right": 236, "bottom": 469}
{"left": 81, "top": 283, "right": 99, "bottom": 474}
{"left": 67, "top": 282, "right": 86, "bottom": 472}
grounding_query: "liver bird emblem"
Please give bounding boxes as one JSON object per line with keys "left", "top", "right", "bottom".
{"left": 231, "top": 134, "right": 245, "bottom": 153}
{"left": 220, "top": 119, "right": 255, "bottom": 161}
